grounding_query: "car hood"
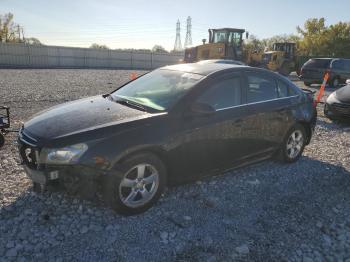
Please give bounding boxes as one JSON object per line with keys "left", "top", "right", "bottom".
{"left": 335, "top": 85, "right": 350, "bottom": 103}
{"left": 24, "top": 95, "right": 151, "bottom": 142}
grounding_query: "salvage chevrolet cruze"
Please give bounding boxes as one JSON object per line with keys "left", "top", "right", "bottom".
{"left": 18, "top": 63, "right": 316, "bottom": 215}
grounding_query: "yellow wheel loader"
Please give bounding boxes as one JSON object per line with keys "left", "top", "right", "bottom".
{"left": 249, "top": 42, "right": 297, "bottom": 76}
{"left": 184, "top": 28, "right": 246, "bottom": 63}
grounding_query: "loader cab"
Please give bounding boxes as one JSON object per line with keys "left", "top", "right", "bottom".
{"left": 184, "top": 28, "right": 245, "bottom": 63}
{"left": 208, "top": 28, "right": 245, "bottom": 48}
{"left": 272, "top": 42, "right": 296, "bottom": 59}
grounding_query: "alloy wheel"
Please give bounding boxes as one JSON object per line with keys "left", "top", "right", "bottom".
{"left": 286, "top": 130, "right": 304, "bottom": 159}
{"left": 119, "top": 163, "right": 159, "bottom": 208}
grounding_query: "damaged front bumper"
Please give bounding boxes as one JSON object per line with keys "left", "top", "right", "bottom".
{"left": 22, "top": 163, "right": 106, "bottom": 198}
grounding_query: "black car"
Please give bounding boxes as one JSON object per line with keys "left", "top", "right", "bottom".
{"left": 324, "top": 84, "right": 350, "bottom": 119}
{"left": 300, "top": 58, "right": 350, "bottom": 87}
{"left": 18, "top": 63, "right": 317, "bottom": 215}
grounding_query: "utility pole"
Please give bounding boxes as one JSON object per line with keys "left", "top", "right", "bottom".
{"left": 17, "top": 25, "right": 21, "bottom": 42}
{"left": 21, "top": 28, "right": 25, "bottom": 42}
{"left": 184, "top": 16, "right": 192, "bottom": 48}
{"left": 173, "top": 19, "right": 182, "bottom": 51}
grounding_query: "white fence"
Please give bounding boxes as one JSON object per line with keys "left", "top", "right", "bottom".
{"left": 0, "top": 43, "right": 184, "bottom": 69}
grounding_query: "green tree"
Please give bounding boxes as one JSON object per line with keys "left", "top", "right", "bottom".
{"left": 243, "top": 34, "right": 264, "bottom": 52}
{"left": 324, "top": 22, "right": 350, "bottom": 57}
{"left": 297, "top": 18, "right": 328, "bottom": 56}
{"left": 24, "top": 37, "right": 42, "bottom": 45}
{"left": 152, "top": 45, "right": 168, "bottom": 53}
{"left": 0, "top": 13, "right": 22, "bottom": 43}
{"left": 261, "top": 34, "right": 300, "bottom": 50}
{"left": 90, "top": 43, "right": 110, "bottom": 49}
{"left": 296, "top": 18, "right": 350, "bottom": 57}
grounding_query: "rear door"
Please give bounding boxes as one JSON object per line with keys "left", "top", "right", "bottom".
{"left": 241, "top": 71, "right": 297, "bottom": 154}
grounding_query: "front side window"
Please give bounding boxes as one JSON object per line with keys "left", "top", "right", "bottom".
{"left": 332, "top": 60, "right": 344, "bottom": 70}
{"left": 246, "top": 73, "right": 278, "bottom": 103}
{"left": 112, "top": 69, "right": 203, "bottom": 112}
{"left": 304, "top": 59, "right": 331, "bottom": 69}
{"left": 343, "top": 59, "right": 350, "bottom": 70}
{"left": 197, "top": 76, "right": 241, "bottom": 110}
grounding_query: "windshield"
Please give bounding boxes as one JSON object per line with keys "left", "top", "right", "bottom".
{"left": 212, "top": 30, "right": 242, "bottom": 47}
{"left": 213, "top": 30, "right": 228, "bottom": 43}
{"left": 262, "top": 53, "right": 272, "bottom": 63}
{"left": 111, "top": 69, "right": 203, "bottom": 112}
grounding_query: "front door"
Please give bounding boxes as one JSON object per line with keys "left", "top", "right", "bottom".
{"left": 171, "top": 73, "right": 252, "bottom": 181}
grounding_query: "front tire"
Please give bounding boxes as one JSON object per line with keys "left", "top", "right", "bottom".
{"left": 278, "top": 124, "right": 306, "bottom": 163}
{"left": 103, "top": 152, "right": 167, "bottom": 215}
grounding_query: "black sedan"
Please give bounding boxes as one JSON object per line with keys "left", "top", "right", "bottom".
{"left": 18, "top": 63, "right": 317, "bottom": 215}
{"left": 324, "top": 84, "right": 350, "bottom": 119}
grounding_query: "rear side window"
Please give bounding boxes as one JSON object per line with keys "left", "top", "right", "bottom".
{"left": 304, "top": 59, "right": 331, "bottom": 69}
{"left": 197, "top": 76, "right": 242, "bottom": 110}
{"left": 246, "top": 73, "right": 278, "bottom": 103}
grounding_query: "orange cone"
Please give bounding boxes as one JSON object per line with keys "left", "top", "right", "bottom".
{"left": 313, "top": 72, "right": 330, "bottom": 107}
{"left": 130, "top": 72, "right": 137, "bottom": 80}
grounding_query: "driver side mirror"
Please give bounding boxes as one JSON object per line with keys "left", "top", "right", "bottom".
{"left": 188, "top": 102, "right": 215, "bottom": 117}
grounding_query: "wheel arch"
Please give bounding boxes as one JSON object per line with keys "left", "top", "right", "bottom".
{"left": 112, "top": 145, "right": 170, "bottom": 174}
{"left": 297, "top": 121, "right": 312, "bottom": 145}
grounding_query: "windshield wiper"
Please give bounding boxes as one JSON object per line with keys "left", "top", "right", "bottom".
{"left": 114, "top": 98, "right": 147, "bottom": 112}
{"left": 102, "top": 93, "right": 114, "bottom": 101}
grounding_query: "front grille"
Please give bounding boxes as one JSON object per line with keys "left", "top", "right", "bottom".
{"left": 18, "top": 129, "right": 41, "bottom": 169}
{"left": 332, "top": 102, "right": 350, "bottom": 116}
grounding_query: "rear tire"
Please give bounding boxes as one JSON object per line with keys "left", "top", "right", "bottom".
{"left": 278, "top": 124, "right": 307, "bottom": 163}
{"left": 103, "top": 152, "right": 167, "bottom": 215}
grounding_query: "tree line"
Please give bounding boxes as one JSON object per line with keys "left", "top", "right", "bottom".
{"left": 0, "top": 13, "right": 41, "bottom": 45}
{"left": 1, "top": 12, "right": 349, "bottom": 57}
{"left": 244, "top": 18, "right": 350, "bottom": 58}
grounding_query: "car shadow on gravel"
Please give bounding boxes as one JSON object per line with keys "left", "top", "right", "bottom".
{"left": 1, "top": 156, "right": 350, "bottom": 261}
{"left": 317, "top": 117, "right": 350, "bottom": 130}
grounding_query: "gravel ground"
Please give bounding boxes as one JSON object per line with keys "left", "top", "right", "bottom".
{"left": 0, "top": 69, "right": 350, "bottom": 261}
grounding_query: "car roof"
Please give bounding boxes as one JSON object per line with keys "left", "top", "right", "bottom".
{"left": 310, "top": 58, "right": 333, "bottom": 60}
{"left": 197, "top": 59, "right": 246, "bottom": 65}
{"left": 161, "top": 63, "right": 248, "bottom": 76}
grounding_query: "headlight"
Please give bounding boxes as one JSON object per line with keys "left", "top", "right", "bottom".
{"left": 326, "top": 92, "right": 340, "bottom": 104}
{"left": 42, "top": 143, "right": 88, "bottom": 165}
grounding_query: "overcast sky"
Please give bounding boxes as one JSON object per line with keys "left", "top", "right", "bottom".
{"left": 1, "top": 0, "right": 349, "bottom": 50}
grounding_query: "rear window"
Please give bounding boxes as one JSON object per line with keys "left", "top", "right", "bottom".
{"left": 304, "top": 59, "right": 331, "bottom": 69}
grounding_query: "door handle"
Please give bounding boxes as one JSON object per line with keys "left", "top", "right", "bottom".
{"left": 233, "top": 119, "right": 243, "bottom": 126}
